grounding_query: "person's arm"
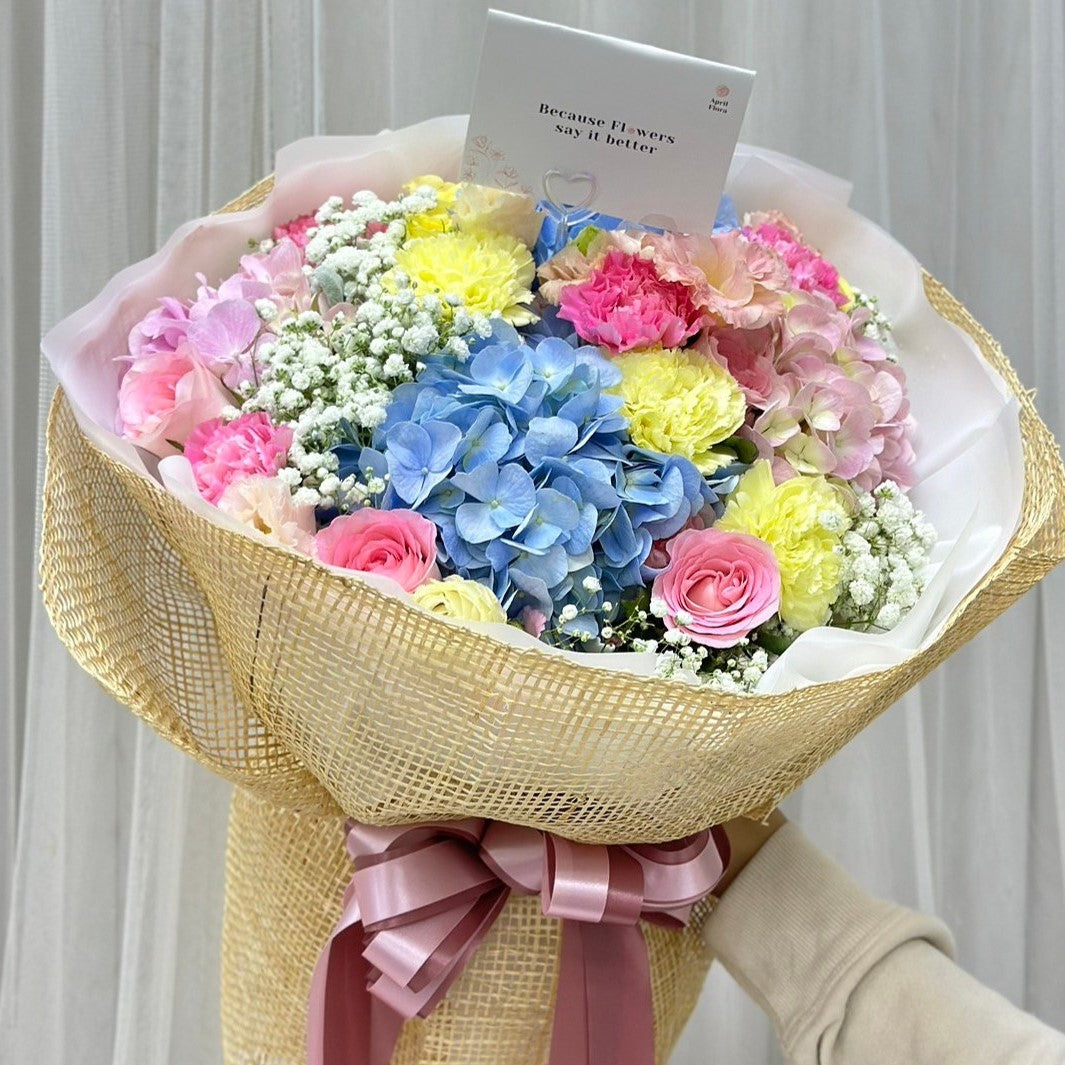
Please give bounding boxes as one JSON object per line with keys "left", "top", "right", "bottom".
{"left": 704, "top": 821, "right": 1065, "bottom": 1065}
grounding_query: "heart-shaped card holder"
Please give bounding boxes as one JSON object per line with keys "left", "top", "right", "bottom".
{"left": 542, "top": 168, "right": 599, "bottom": 245}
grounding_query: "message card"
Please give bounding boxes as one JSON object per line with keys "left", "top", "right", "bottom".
{"left": 463, "top": 11, "right": 755, "bottom": 234}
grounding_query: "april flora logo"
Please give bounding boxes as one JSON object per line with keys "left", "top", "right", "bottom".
{"left": 709, "top": 86, "right": 731, "bottom": 114}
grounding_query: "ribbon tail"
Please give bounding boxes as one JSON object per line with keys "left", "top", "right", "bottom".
{"left": 308, "top": 922, "right": 405, "bottom": 1065}
{"left": 548, "top": 921, "right": 654, "bottom": 1065}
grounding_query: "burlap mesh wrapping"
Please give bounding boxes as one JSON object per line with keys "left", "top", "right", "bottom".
{"left": 38, "top": 177, "right": 1065, "bottom": 1063}
{"left": 221, "top": 788, "right": 712, "bottom": 1065}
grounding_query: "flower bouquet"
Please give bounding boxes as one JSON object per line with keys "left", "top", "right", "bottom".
{"left": 40, "top": 116, "right": 1065, "bottom": 1065}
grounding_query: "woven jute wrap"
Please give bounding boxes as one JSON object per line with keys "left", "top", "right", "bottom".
{"left": 39, "top": 177, "right": 1065, "bottom": 1064}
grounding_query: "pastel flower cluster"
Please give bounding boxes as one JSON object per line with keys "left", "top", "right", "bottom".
{"left": 114, "top": 172, "right": 935, "bottom": 692}
{"left": 337, "top": 329, "right": 718, "bottom": 639}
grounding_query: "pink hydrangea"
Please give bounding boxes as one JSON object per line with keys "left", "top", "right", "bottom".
{"left": 117, "top": 346, "right": 231, "bottom": 457}
{"left": 184, "top": 412, "right": 293, "bottom": 504}
{"left": 315, "top": 509, "right": 440, "bottom": 592}
{"left": 237, "top": 238, "right": 312, "bottom": 313}
{"left": 743, "top": 213, "right": 847, "bottom": 308}
{"left": 272, "top": 213, "right": 317, "bottom": 249}
{"left": 743, "top": 291, "right": 916, "bottom": 490}
{"left": 646, "top": 230, "right": 791, "bottom": 330}
{"left": 557, "top": 250, "right": 706, "bottom": 354}
{"left": 185, "top": 299, "right": 262, "bottom": 390}
{"left": 127, "top": 297, "right": 192, "bottom": 360}
{"left": 519, "top": 607, "right": 548, "bottom": 637}
{"left": 652, "top": 528, "right": 781, "bottom": 647}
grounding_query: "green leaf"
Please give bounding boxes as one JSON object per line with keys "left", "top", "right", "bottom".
{"left": 718, "top": 435, "right": 760, "bottom": 466}
{"left": 756, "top": 626, "right": 794, "bottom": 656}
{"left": 312, "top": 265, "right": 345, "bottom": 308}
{"left": 574, "top": 225, "right": 602, "bottom": 256}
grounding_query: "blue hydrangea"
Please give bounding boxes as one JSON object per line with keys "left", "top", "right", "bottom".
{"left": 335, "top": 331, "right": 723, "bottom": 637}
{"left": 533, "top": 194, "right": 741, "bottom": 265}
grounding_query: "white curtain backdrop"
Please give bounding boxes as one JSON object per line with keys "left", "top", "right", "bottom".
{"left": 2, "top": 2, "right": 1063, "bottom": 1063}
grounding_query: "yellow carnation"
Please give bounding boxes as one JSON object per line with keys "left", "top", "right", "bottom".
{"left": 403, "top": 175, "right": 459, "bottom": 239}
{"left": 716, "top": 460, "right": 848, "bottom": 631}
{"left": 453, "top": 184, "right": 543, "bottom": 249}
{"left": 838, "top": 275, "right": 856, "bottom": 312}
{"left": 390, "top": 231, "right": 536, "bottom": 326}
{"left": 412, "top": 575, "right": 507, "bottom": 624}
{"left": 613, "top": 348, "right": 746, "bottom": 473}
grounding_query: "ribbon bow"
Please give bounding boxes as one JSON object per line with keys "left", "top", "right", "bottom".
{"left": 308, "top": 818, "right": 729, "bottom": 1065}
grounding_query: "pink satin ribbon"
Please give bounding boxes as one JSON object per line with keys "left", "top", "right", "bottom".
{"left": 308, "top": 818, "right": 729, "bottom": 1065}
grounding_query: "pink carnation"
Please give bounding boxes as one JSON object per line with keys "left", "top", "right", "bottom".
{"left": 184, "top": 412, "right": 293, "bottom": 505}
{"left": 697, "top": 324, "right": 781, "bottom": 407}
{"left": 316, "top": 509, "right": 440, "bottom": 592}
{"left": 743, "top": 213, "right": 847, "bottom": 308}
{"left": 652, "top": 528, "right": 781, "bottom": 648}
{"left": 557, "top": 250, "right": 705, "bottom": 354}
{"left": 272, "top": 213, "right": 317, "bottom": 249}
{"left": 537, "top": 230, "right": 643, "bottom": 305}
{"left": 117, "top": 346, "right": 231, "bottom": 458}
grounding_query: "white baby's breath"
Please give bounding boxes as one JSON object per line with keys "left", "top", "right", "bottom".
{"left": 832, "top": 482, "right": 936, "bottom": 631}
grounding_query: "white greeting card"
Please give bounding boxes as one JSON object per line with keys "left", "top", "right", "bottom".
{"left": 463, "top": 11, "right": 755, "bottom": 234}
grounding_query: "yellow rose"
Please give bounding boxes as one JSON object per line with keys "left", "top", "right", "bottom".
{"left": 716, "top": 460, "right": 848, "bottom": 631}
{"left": 402, "top": 175, "right": 459, "bottom": 240}
{"left": 389, "top": 231, "right": 536, "bottom": 326}
{"left": 453, "top": 183, "right": 543, "bottom": 249}
{"left": 613, "top": 347, "right": 746, "bottom": 473}
{"left": 412, "top": 575, "right": 507, "bottom": 624}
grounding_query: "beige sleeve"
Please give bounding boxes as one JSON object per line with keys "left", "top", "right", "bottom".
{"left": 702, "top": 823, "right": 1065, "bottom": 1065}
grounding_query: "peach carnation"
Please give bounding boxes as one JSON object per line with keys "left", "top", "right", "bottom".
{"left": 646, "top": 230, "right": 790, "bottom": 330}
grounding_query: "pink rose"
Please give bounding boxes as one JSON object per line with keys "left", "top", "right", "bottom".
{"left": 184, "top": 411, "right": 293, "bottom": 504}
{"left": 316, "top": 509, "right": 440, "bottom": 592}
{"left": 652, "top": 528, "right": 781, "bottom": 647}
{"left": 117, "top": 345, "right": 231, "bottom": 457}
